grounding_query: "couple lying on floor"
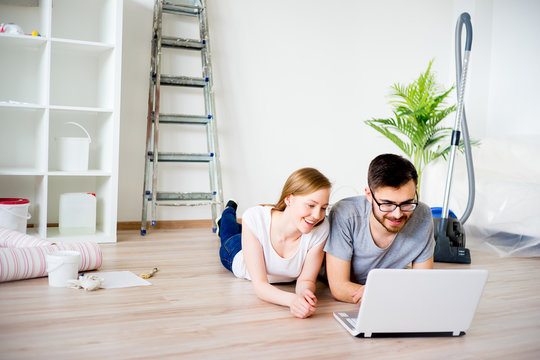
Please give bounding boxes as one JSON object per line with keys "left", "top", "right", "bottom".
{"left": 217, "top": 153, "right": 434, "bottom": 318}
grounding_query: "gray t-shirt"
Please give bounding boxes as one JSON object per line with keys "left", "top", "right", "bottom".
{"left": 324, "top": 196, "right": 434, "bottom": 284}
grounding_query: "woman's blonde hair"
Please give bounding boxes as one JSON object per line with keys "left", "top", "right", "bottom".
{"left": 273, "top": 167, "right": 331, "bottom": 212}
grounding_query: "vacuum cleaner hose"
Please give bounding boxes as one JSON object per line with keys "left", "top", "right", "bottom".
{"left": 454, "top": 12, "right": 475, "bottom": 224}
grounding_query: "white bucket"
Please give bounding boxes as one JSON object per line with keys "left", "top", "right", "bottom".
{"left": 57, "top": 122, "right": 92, "bottom": 171}
{"left": 46, "top": 250, "right": 81, "bottom": 287}
{"left": 0, "top": 198, "right": 31, "bottom": 233}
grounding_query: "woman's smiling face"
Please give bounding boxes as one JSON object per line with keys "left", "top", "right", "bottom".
{"left": 287, "top": 188, "right": 330, "bottom": 234}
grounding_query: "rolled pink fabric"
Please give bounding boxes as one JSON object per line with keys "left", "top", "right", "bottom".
{"left": 0, "top": 227, "right": 103, "bottom": 282}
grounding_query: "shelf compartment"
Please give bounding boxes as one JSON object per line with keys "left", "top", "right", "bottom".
{"left": 0, "top": 174, "right": 47, "bottom": 238}
{"left": 46, "top": 176, "right": 115, "bottom": 242}
{"left": 50, "top": 0, "right": 117, "bottom": 44}
{"left": 48, "top": 108, "right": 114, "bottom": 173}
{"left": 0, "top": 0, "right": 49, "bottom": 38}
{"left": 0, "top": 107, "right": 47, "bottom": 171}
{"left": 0, "top": 36, "right": 48, "bottom": 106}
{"left": 50, "top": 42, "right": 115, "bottom": 109}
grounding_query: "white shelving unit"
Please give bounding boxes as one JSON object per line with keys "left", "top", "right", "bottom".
{"left": 0, "top": 0, "right": 123, "bottom": 243}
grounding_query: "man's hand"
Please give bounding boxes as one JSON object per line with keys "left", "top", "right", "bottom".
{"left": 351, "top": 285, "right": 365, "bottom": 304}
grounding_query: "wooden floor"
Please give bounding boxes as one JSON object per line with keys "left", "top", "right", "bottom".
{"left": 1, "top": 228, "right": 539, "bottom": 360}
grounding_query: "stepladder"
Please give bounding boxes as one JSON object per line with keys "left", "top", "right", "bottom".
{"left": 141, "top": 0, "right": 223, "bottom": 235}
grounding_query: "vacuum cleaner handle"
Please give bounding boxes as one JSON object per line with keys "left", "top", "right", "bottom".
{"left": 461, "top": 13, "right": 473, "bottom": 51}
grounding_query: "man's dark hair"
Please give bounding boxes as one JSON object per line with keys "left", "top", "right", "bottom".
{"left": 367, "top": 154, "right": 418, "bottom": 190}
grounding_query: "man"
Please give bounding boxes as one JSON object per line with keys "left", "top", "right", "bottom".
{"left": 325, "top": 153, "right": 434, "bottom": 303}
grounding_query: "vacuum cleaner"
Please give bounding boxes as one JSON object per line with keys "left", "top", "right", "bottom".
{"left": 432, "top": 12, "right": 475, "bottom": 264}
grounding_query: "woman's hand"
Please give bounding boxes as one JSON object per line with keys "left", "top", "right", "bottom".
{"left": 290, "top": 289, "right": 317, "bottom": 319}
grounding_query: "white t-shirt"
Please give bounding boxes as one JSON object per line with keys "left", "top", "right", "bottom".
{"left": 232, "top": 206, "right": 329, "bottom": 283}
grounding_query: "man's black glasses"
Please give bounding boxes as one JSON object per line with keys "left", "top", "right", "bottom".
{"left": 370, "top": 188, "right": 418, "bottom": 212}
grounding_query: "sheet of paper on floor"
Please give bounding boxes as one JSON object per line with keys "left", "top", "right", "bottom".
{"left": 86, "top": 271, "right": 152, "bottom": 289}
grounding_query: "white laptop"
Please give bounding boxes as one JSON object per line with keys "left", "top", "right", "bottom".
{"left": 333, "top": 269, "right": 488, "bottom": 337}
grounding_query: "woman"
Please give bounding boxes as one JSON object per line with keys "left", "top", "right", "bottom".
{"left": 218, "top": 167, "right": 331, "bottom": 319}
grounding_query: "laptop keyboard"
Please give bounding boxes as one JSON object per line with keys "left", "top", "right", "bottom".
{"left": 336, "top": 311, "right": 358, "bottom": 330}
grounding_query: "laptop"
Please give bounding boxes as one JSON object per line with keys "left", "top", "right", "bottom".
{"left": 333, "top": 269, "right": 488, "bottom": 337}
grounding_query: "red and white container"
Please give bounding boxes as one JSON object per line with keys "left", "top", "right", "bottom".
{"left": 0, "top": 198, "right": 31, "bottom": 234}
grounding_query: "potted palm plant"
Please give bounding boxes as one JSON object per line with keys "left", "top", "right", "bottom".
{"left": 365, "top": 60, "right": 462, "bottom": 193}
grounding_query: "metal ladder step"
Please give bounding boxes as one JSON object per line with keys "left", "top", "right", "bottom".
{"left": 151, "top": 192, "right": 214, "bottom": 201}
{"left": 152, "top": 113, "right": 210, "bottom": 125}
{"left": 159, "top": 75, "right": 208, "bottom": 87}
{"left": 145, "top": 192, "right": 216, "bottom": 207}
{"left": 162, "top": 36, "right": 205, "bottom": 50}
{"left": 163, "top": 1, "right": 201, "bottom": 16}
{"left": 149, "top": 152, "right": 214, "bottom": 162}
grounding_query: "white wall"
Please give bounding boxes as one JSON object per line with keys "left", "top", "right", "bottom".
{"left": 487, "top": 0, "right": 540, "bottom": 138}
{"left": 119, "top": 0, "right": 540, "bottom": 226}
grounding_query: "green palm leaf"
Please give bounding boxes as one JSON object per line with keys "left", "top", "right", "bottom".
{"left": 363, "top": 60, "right": 479, "bottom": 194}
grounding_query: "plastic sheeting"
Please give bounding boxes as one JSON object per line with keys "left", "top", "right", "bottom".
{"left": 423, "top": 135, "right": 540, "bottom": 257}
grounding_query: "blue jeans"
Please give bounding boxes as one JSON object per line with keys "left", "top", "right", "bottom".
{"left": 219, "top": 206, "right": 242, "bottom": 272}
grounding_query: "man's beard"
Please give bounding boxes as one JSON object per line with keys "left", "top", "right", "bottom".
{"left": 372, "top": 204, "right": 411, "bottom": 234}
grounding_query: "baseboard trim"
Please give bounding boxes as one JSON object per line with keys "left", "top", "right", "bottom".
{"left": 117, "top": 220, "right": 213, "bottom": 230}
{"left": 35, "top": 220, "right": 217, "bottom": 231}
